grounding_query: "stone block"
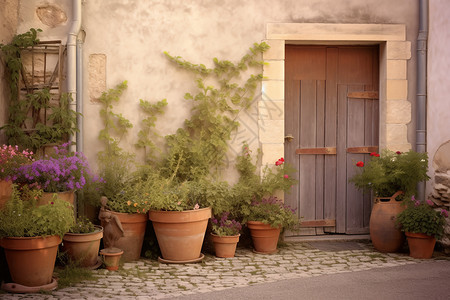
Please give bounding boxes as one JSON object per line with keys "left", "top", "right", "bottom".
{"left": 386, "top": 41, "right": 412, "bottom": 59}
{"left": 89, "top": 54, "right": 107, "bottom": 102}
{"left": 263, "top": 60, "right": 284, "bottom": 81}
{"left": 262, "top": 81, "right": 284, "bottom": 101}
{"left": 386, "top": 100, "right": 411, "bottom": 124}
{"left": 386, "top": 80, "right": 408, "bottom": 100}
{"left": 263, "top": 39, "right": 285, "bottom": 60}
{"left": 258, "top": 100, "right": 284, "bottom": 120}
{"left": 386, "top": 60, "right": 407, "bottom": 80}
{"left": 259, "top": 120, "right": 284, "bottom": 144}
{"left": 386, "top": 143, "right": 411, "bottom": 153}
{"left": 261, "top": 143, "right": 284, "bottom": 165}
{"left": 435, "top": 173, "right": 450, "bottom": 187}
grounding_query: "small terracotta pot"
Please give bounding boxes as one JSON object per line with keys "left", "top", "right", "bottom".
{"left": 405, "top": 232, "right": 436, "bottom": 259}
{"left": 247, "top": 221, "right": 281, "bottom": 254}
{"left": 62, "top": 226, "right": 103, "bottom": 268}
{"left": 211, "top": 233, "right": 240, "bottom": 258}
{"left": 101, "top": 212, "right": 147, "bottom": 262}
{"left": 0, "top": 235, "right": 61, "bottom": 287}
{"left": 100, "top": 248, "right": 123, "bottom": 271}
{"left": 149, "top": 207, "right": 211, "bottom": 262}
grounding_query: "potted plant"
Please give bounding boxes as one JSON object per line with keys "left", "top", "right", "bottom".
{"left": 0, "top": 185, "right": 74, "bottom": 290}
{"left": 349, "top": 149, "right": 430, "bottom": 253}
{"left": 9, "top": 142, "right": 97, "bottom": 206}
{"left": 210, "top": 212, "right": 242, "bottom": 258}
{"left": 0, "top": 145, "right": 34, "bottom": 210}
{"left": 247, "top": 196, "right": 299, "bottom": 254}
{"left": 396, "top": 197, "right": 449, "bottom": 259}
{"left": 62, "top": 216, "right": 103, "bottom": 269}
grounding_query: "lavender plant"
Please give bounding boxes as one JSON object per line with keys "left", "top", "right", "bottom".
{"left": 210, "top": 212, "right": 242, "bottom": 236}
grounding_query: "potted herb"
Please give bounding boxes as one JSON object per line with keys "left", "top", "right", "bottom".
{"left": 62, "top": 216, "right": 103, "bottom": 269}
{"left": 210, "top": 212, "right": 242, "bottom": 258}
{"left": 0, "top": 145, "right": 34, "bottom": 210}
{"left": 0, "top": 185, "right": 74, "bottom": 289}
{"left": 349, "top": 149, "right": 430, "bottom": 253}
{"left": 396, "top": 197, "right": 449, "bottom": 259}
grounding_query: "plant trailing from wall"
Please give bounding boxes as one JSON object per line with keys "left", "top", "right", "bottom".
{"left": 0, "top": 28, "right": 79, "bottom": 153}
{"left": 160, "top": 42, "right": 270, "bottom": 182}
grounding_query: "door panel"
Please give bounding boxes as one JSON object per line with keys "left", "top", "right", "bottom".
{"left": 285, "top": 45, "right": 379, "bottom": 235}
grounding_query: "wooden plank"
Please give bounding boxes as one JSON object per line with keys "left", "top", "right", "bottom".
{"left": 296, "top": 147, "right": 336, "bottom": 155}
{"left": 336, "top": 84, "right": 347, "bottom": 233}
{"left": 315, "top": 80, "right": 325, "bottom": 235}
{"left": 347, "top": 91, "right": 379, "bottom": 99}
{"left": 324, "top": 47, "right": 338, "bottom": 233}
{"left": 300, "top": 219, "right": 336, "bottom": 228}
{"left": 346, "top": 146, "right": 379, "bottom": 153}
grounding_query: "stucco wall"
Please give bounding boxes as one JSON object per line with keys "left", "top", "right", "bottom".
{"left": 13, "top": 0, "right": 419, "bottom": 177}
{"left": 0, "top": 0, "right": 19, "bottom": 145}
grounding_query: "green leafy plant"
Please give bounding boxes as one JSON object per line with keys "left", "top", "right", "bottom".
{"left": 210, "top": 212, "right": 242, "bottom": 236}
{"left": 248, "top": 196, "right": 299, "bottom": 230}
{"left": 349, "top": 149, "right": 430, "bottom": 198}
{"left": 397, "top": 196, "right": 448, "bottom": 240}
{"left": 68, "top": 216, "right": 95, "bottom": 234}
{"left": 0, "top": 185, "right": 74, "bottom": 238}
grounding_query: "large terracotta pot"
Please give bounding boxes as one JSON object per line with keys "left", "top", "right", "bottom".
{"left": 62, "top": 226, "right": 103, "bottom": 268}
{"left": 101, "top": 212, "right": 147, "bottom": 262}
{"left": 210, "top": 233, "right": 240, "bottom": 258}
{"left": 405, "top": 232, "right": 436, "bottom": 259}
{"left": 0, "top": 235, "right": 61, "bottom": 287}
{"left": 247, "top": 221, "right": 281, "bottom": 254}
{"left": 149, "top": 207, "right": 211, "bottom": 262}
{"left": 369, "top": 191, "right": 405, "bottom": 253}
{"left": 0, "top": 179, "right": 12, "bottom": 210}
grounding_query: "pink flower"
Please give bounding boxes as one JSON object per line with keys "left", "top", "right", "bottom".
{"left": 284, "top": 174, "right": 289, "bottom": 179}
{"left": 356, "top": 161, "right": 364, "bottom": 167}
{"left": 426, "top": 199, "right": 434, "bottom": 206}
{"left": 441, "top": 209, "right": 449, "bottom": 218}
{"left": 194, "top": 203, "right": 200, "bottom": 210}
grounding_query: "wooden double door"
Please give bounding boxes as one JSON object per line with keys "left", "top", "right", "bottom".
{"left": 285, "top": 45, "right": 379, "bottom": 235}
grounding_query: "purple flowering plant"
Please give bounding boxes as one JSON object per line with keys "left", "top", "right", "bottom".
{"left": 211, "top": 212, "right": 242, "bottom": 236}
{"left": 9, "top": 142, "right": 99, "bottom": 193}
{"left": 248, "top": 196, "right": 300, "bottom": 230}
{"left": 0, "top": 145, "right": 34, "bottom": 179}
{"left": 396, "top": 196, "right": 449, "bottom": 240}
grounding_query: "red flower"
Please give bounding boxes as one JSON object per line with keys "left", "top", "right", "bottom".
{"left": 284, "top": 174, "right": 289, "bottom": 179}
{"left": 356, "top": 161, "right": 364, "bottom": 167}
{"left": 396, "top": 151, "right": 402, "bottom": 155}
{"left": 275, "top": 158, "right": 285, "bottom": 166}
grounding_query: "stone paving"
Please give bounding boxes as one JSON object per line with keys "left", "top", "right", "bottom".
{"left": 0, "top": 241, "right": 437, "bottom": 300}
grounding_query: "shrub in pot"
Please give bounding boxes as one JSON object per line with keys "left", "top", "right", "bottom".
{"left": 210, "top": 212, "right": 242, "bottom": 258}
{"left": 0, "top": 186, "right": 74, "bottom": 289}
{"left": 396, "top": 196, "right": 449, "bottom": 259}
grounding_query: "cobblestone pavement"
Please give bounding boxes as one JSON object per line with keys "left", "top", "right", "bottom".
{"left": 0, "top": 241, "right": 440, "bottom": 300}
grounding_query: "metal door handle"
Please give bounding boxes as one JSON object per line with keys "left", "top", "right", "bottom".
{"left": 285, "top": 135, "right": 294, "bottom": 142}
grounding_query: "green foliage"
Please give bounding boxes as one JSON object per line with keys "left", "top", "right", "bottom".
{"left": 0, "top": 28, "right": 41, "bottom": 102}
{"left": 0, "top": 29, "right": 79, "bottom": 152}
{"left": 349, "top": 149, "right": 430, "bottom": 198}
{"left": 248, "top": 196, "right": 300, "bottom": 230}
{"left": 161, "top": 42, "right": 269, "bottom": 181}
{"left": 54, "top": 254, "right": 97, "bottom": 288}
{"left": 0, "top": 185, "right": 74, "bottom": 238}
{"left": 69, "top": 216, "right": 95, "bottom": 234}
{"left": 210, "top": 212, "right": 242, "bottom": 236}
{"left": 397, "top": 198, "right": 448, "bottom": 240}
{"left": 136, "top": 98, "right": 167, "bottom": 164}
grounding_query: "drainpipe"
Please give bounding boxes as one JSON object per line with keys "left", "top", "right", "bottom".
{"left": 76, "top": 31, "right": 85, "bottom": 153}
{"left": 67, "top": 0, "right": 82, "bottom": 152}
{"left": 416, "top": 0, "right": 428, "bottom": 200}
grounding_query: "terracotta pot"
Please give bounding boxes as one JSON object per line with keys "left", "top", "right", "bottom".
{"left": 62, "top": 226, "right": 103, "bottom": 268}
{"left": 149, "top": 207, "right": 211, "bottom": 262}
{"left": 101, "top": 212, "right": 147, "bottom": 261}
{"left": 247, "top": 221, "right": 281, "bottom": 254}
{"left": 211, "top": 233, "right": 240, "bottom": 258}
{"left": 405, "top": 232, "right": 436, "bottom": 259}
{"left": 100, "top": 248, "right": 123, "bottom": 271}
{"left": 0, "top": 235, "right": 61, "bottom": 287}
{"left": 0, "top": 179, "right": 12, "bottom": 210}
{"left": 39, "top": 191, "right": 75, "bottom": 206}
{"left": 369, "top": 191, "right": 405, "bottom": 253}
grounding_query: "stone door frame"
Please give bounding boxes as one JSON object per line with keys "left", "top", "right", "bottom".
{"left": 259, "top": 23, "right": 412, "bottom": 167}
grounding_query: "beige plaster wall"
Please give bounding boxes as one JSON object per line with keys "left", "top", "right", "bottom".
{"left": 13, "top": 0, "right": 419, "bottom": 178}
{"left": 428, "top": 1, "right": 450, "bottom": 191}
{"left": 0, "top": 0, "right": 19, "bottom": 145}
